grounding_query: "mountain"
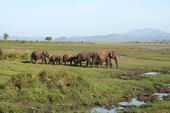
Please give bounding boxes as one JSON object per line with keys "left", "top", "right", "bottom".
{"left": 1, "top": 28, "right": 170, "bottom": 42}
{"left": 125, "top": 28, "right": 170, "bottom": 36}
{"left": 53, "top": 28, "right": 170, "bottom": 42}
{"left": 53, "top": 34, "right": 139, "bottom": 42}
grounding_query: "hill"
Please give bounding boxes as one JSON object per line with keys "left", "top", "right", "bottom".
{"left": 1, "top": 28, "right": 170, "bottom": 42}
{"left": 53, "top": 28, "right": 170, "bottom": 42}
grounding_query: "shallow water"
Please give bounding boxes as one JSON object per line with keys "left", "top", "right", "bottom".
{"left": 90, "top": 98, "right": 145, "bottom": 113}
{"left": 119, "top": 98, "right": 145, "bottom": 106}
{"left": 153, "top": 93, "right": 170, "bottom": 100}
{"left": 91, "top": 106, "right": 124, "bottom": 113}
{"left": 141, "top": 72, "right": 162, "bottom": 75}
{"left": 90, "top": 84, "right": 170, "bottom": 113}
{"left": 129, "top": 45, "right": 170, "bottom": 50}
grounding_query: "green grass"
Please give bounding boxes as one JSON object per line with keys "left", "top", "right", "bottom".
{"left": 0, "top": 40, "right": 170, "bottom": 112}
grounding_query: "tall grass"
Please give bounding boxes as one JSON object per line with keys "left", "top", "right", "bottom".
{"left": 2, "top": 52, "right": 29, "bottom": 60}
{"left": 0, "top": 70, "right": 93, "bottom": 104}
{"left": 0, "top": 41, "right": 170, "bottom": 112}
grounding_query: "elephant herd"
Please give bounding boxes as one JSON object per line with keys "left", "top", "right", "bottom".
{"left": 30, "top": 50, "right": 118, "bottom": 68}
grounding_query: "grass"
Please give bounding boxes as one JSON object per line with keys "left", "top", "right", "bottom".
{"left": 0, "top": 40, "right": 170, "bottom": 112}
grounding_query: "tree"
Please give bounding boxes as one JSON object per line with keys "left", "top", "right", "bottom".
{"left": 45, "top": 36, "right": 52, "bottom": 42}
{"left": 3, "top": 33, "right": 9, "bottom": 40}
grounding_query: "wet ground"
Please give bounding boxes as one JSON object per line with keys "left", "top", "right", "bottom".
{"left": 90, "top": 83, "right": 170, "bottom": 113}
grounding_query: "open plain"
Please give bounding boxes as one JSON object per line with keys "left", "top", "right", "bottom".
{"left": 0, "top": 40, "right": 170, "bottom": 113}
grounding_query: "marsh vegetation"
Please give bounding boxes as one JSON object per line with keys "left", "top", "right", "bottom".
{"left": 0, "top": 40, "right": 170, "bottom": 112}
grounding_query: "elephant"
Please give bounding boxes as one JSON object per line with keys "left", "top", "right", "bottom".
{"left": 30, "top": 50, "right": 50, "bottom": 64}
{"left": 0, "top": 48, "right": 2, "bottom": 60}
{"left": 76, "top": 52, "right": 93, "bottom": 66}
{"left": 90, "top": 51, "right": 118, "bottom": 68}
{"left": 63, "top": 53, "right": 77, "bottom": 65}
{"left": 49, "top": 55, "right": 62, "bottom": 65}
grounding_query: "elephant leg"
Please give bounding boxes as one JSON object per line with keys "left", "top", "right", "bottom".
{"left": 30, "top": 57, "right": 33, "bottom": 63}
{"left": 35, "top": 59, "right": 37, "bottom": 64}
{"left": 58, "top": 61, "right": 60, "bottom": 65}
{"left": 86, "top": 61, "right": 89, "bottom": 67}
{"left": 110, "top": 63, "right": 112, "bottom": 68}
{"left": 73, "top": 60, "right": 76, "bottom": 65}
{"left": 106, "top": 62, "right": 109, "bottom": 68}
{"left": 44, "top": 58, "right": 47, "bottom": 64}
{"left": 109, "top": 58, "right": 112, "bottom": 68}
{"left": 70, "top": 61, "right": 72, "bottom": 65}
{"left": 97, "top": 64, "right": 101, "bottom": 68}
{"left": 90, "top": 59, "right": 95, "bottom": 68}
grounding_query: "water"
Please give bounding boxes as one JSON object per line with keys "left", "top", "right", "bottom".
{"left": 153, "top": 84, "right": 170, "bottom": 100}
{"left": 91, "top": 106, "right": 124, "bottom": 113}
{"left": 141, "top": 72, "right": 162, "bottom": 75}
{"left": 90, "top": 84, "right": 170, "bottom": 113}
{"left": 153, "top": 93, "right": 170, "bottom": 100}
{"left": 90, "top": 98, "right": 145, "bottom": 113}
{"left": 129, "top": 45, "right": 170, "bottom": 50}
{"left": 119, "top": 98, "right": 145, "bottom": 106}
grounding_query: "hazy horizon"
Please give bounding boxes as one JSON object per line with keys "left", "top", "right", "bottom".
{"left": 1, "top": 0, "right": 170, "bottom": 38}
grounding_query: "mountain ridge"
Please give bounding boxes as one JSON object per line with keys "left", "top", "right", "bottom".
{"left": 1, "top": 28, "right": 170, "bottom": 42}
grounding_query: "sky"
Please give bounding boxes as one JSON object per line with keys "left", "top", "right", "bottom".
{"left": 0, "top": 0, "right": 170, "bottom": 38}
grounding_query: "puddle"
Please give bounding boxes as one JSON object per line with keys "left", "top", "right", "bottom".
{"left": 119, "top": 98, "right": 145, "bottom": 106}
{"left": 90, "top": 98, "right": 145, "bottom": 113}
{"left": 90, "top": 83, "right": 170, "bottom": 113}
{"left": 153, "top": 93, "right": 170, "bottom": 100}
{"left": 91, "top": 105, "right": 124, "bottom": 113}
{"left": 141, "top": 72, "right": 162, "bottom": 75}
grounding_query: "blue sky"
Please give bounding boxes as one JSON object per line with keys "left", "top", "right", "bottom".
{"left": 0, "top": 0, "right": 170, "bottom": 38}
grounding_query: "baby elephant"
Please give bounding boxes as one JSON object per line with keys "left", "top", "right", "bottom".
{"left": 49, "top": 55, "right": 63, "bottom": 65}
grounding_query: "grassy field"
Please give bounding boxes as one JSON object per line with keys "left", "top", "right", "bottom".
{"left": 0, "top": 40, "right": 170, "bottom": 112}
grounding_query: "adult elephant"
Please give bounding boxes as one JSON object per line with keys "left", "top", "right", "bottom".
{"left": 90, "top": 51, "right": 118, "bottom": 68}
{"left": 30, "top": 50, "right": 50, "bottom": 64}
{"left": 0, "top": 48, "right": 2, "bottom": 60}
{"left": 49, "top": 55, "right": 62, "bottom": 65}
{"left": 76, "top": 52, "right": 93, "bottom": 66}
{"left": 63, "top": 53, "right": 77, "bottom": 65}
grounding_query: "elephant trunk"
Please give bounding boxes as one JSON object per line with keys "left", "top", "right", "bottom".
{"left": 114, "top": 55, "right": 118, "bottom": 69}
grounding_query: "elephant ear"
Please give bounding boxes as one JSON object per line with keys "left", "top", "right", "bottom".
{"left": 89, "top": 52, "right": 93, "bottom": 57}
{"left": 43, "top": 51, "right": 48, "bottom": 57}
{"left": 108, "top": 51, "right": 113, "bottom": 58}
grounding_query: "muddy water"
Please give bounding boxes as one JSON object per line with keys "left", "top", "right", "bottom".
{"left": 90, "top": 98, "right": 145, "bottom": 113}
{"left": 90, "top": 84, "right": 170, "bottom": 113}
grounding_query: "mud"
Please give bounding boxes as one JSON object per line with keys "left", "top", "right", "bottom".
{"left": 110, "top": 68, "right": 167, "bottom": 80}
{"left": 110, "top": 69, "right": 150, "bottom": 80}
